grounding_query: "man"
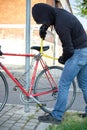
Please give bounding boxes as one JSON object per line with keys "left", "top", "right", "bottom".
{"left": 32, "top": 3, "right": 87, "bottom": 124}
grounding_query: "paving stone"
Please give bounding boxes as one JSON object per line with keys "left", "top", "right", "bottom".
{"left": 0, "top": 120, "right": 3, "bottom": 125}
{"left": 2, "top": 122, "right": 13, "bottom": 128}
{"left": 24, "top": 125, "right": 36, "bottom": 130}
{"left": 10, "top": 125, "right": 22, "bottom": 130}
{"left": 0, "top": 126, "right": 9, "bottom": 130}
{"left": 26, "top": 122, "right": 37, "bottom": 126}
{"left": 5, "top": 120, "right": 16, "bottom": 124}
{"left": 0, "top": 104, "right": 50, "bottom": 130}
{"left": 14, "top": 122, "right": 25, "bottom": 127}
{"left": 29, "top": 119, "right": 39, "bottom": 123}
{"left": 36, "top": 123, "right": 50, "bottom": 130}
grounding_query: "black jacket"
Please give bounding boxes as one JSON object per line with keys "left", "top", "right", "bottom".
{"left": 32, "top": 3, "right": 87, "bottom": 61}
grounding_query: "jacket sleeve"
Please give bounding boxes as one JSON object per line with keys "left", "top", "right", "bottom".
{"left": 57, "top": 25, "right": 74, "bottom": 62}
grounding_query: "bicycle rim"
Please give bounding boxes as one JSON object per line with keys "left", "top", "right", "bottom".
{"left": 34, "top": 66, "right": 76, "bottom": 113}
{"left": 0, "top": 71, "right": 9, "bottom": 112}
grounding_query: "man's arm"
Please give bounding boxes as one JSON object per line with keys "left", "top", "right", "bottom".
{"left": 57, "top": 26, "right": 74, "bottom": 64}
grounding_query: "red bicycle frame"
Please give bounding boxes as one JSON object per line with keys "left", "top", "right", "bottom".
{"left": 0, "top": 52, "right": 58, "bottom": 98}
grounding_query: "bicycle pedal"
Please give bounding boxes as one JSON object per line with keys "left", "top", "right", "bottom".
{"left": 13, "top": 86, "right": 18, "bottom": 91}
{"left": 38, "top": 103, "right": 46, "bottom": 107}
{"left": 42, "top": 104, "right": 46, "bottom": 106}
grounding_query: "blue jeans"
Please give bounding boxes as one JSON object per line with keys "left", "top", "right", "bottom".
{"left": 51, "top": 47, "right": 87, "bottom": 120}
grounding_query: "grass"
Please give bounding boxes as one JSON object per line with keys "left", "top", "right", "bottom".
{"left": 46, "top": 112, "right": 87, "bottom": 130}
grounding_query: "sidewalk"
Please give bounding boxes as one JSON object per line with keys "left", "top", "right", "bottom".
{"left": 0, "top": 104, "right": 50, "bottom": 130}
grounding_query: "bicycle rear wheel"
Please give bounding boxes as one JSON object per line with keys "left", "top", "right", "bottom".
{"left": 34, "top": 66, "right": 76, "bottom": 113}
{"left": 0, "top": 71, "right": 9, "bottom": 112}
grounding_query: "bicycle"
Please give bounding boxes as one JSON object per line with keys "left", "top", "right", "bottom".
{"left": 0, "top": 39, "right": 76, "bottom": 113}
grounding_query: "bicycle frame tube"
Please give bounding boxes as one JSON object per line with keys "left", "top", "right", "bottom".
{"left": 29, "top": 60, "right": 39, "bottom": 95}
{"left": 3, "top": 53, "right": 34, "bottom": 57}
{"left": 0, "top": 62, "right": 29, "bottom": 97}
{"left": 40, "top": 58, "right": 58, "bottom": 88}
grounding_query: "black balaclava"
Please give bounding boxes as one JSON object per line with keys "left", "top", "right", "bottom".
{"left": 32, "top": 3, "right": 56, "bottom": 25}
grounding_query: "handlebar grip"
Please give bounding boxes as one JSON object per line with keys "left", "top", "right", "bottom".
{"left": 0, "top": 46, "right": 3, "bottom": 56}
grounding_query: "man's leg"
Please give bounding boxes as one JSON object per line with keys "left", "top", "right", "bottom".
{"left": 77, "top": 64, "right": 87, "bottom": 116}
{"left": 52, "top": 47, "right": 87, "bottom": 120}
{"left": 51, "top": 54, "right": 81, "bottom": 120}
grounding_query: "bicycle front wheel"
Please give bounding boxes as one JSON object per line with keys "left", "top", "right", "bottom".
{"left": 34, "top": 66, "right": 76, "bottom": 113}
{"left": 0, "top": 71, "right": 9, "bottom": 112}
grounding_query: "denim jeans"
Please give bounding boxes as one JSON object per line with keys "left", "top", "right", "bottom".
{"left": 51, "top": 47, "right": 87, "bottom": 120}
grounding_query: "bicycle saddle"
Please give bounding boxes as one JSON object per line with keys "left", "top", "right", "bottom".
{"left": 31, "top": 46, "right": 49, "bottom": 52}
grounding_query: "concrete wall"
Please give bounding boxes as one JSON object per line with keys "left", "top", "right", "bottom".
{"left": 0, "top": 0, "right": 25, "bottom": 24}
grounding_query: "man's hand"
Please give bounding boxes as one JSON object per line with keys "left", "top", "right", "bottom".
{"left": 58, "top": 56, "right": 65, "bottom": 64}
{"left": 58, "top": 52, "right": 73, "bottom": 64}
{"left": 39, "top": 24, "right": 49, "bottom": 40}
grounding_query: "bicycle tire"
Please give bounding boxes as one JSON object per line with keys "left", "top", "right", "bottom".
{"left": 0, "top": 71, "right": 9, "bottom": 112}
{"left": 34, "top": 66, "right": 76, "bottom": 113}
